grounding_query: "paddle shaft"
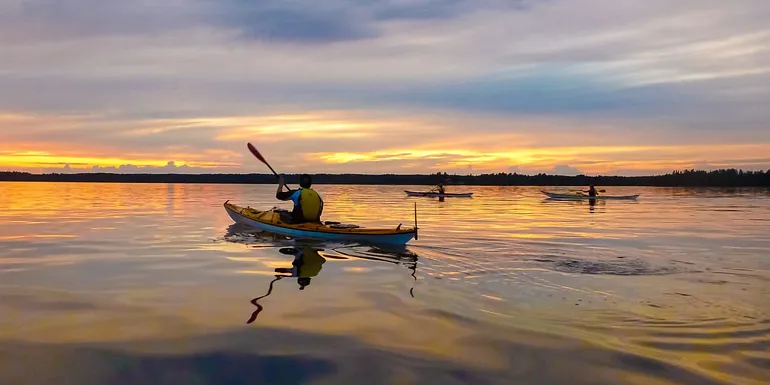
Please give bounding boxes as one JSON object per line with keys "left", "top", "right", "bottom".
{"left": 414, "top": 202, "right": 418, "bottom": 240}
{"left": 429, "top": 184, "right": 446, "bottom": 193}
{"left": 570, "top": 188, "right": 606, "bottom": 193}
{"left": 247, "top": 143, "right": 289, "bottom": 189}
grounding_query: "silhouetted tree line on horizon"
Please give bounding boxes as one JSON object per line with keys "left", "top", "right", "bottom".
{"left": 1, "top": 169, "right": 769, "bottom": 187}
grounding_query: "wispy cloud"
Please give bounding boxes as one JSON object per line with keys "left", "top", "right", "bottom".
{"left": 0, "top": 0, "right": 768, "bottom": 174}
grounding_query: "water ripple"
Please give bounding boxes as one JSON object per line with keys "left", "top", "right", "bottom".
{"left": 1, "top": 182, "right": 769, "bottom": 385}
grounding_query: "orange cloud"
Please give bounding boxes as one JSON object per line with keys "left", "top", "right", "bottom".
{"left": 311, "top": 143, "right": 770, "bottom": 174}
{"left": 0, "top": 151, "right": 240, "bottom": 170}
{"left": 213, "top": 113, "right": 420, "bottom": 142}
{"left": 2, "top": 110, "right": 769, "bottom": 175}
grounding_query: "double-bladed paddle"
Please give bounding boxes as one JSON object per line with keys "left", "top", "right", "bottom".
{"left": 247, "top": 142, "right": 289, "bottom": 189}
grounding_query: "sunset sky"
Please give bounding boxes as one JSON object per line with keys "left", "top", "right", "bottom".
{"left": 1, "top": 0, "right": 768, "bottom": 175}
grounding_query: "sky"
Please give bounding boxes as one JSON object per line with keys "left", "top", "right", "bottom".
{"left": 1, "top": 0, "right": 769, "bottom": 176}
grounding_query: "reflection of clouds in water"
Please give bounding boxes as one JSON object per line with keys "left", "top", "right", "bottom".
{"left": 0, "top": 292, "right": 99, "bottom": 312}
{"left": 1, "top": 338, "right": 334, "bottom": 385}
{"left": 0, "top": 326, "right": 727, "bottom": 385}
{"left": 2, "top": 183, "right": 769, "bottom": 385}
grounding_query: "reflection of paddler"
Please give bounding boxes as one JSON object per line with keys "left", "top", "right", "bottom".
{"left": 247, "top": 246, "right": 327, "bottom": 324}
{"left": 275, "top": 247, "right": 326, "bottom": 290}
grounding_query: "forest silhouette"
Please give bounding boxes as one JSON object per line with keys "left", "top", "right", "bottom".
{"left": 2, "top": 169, "right": 769, "bottom": 187}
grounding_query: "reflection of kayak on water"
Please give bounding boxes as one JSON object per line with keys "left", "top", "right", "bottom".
{"left": 246, "top": 245, "right": 418, "bottom": 324}
{"left": 224, "top": 201, "right": 417, "bottom": 245}
{"left": 541, "top": 191, "right": 640, "bottom": 200}
{"left": 404, "top": 190, "right": 473, "bottom": 198}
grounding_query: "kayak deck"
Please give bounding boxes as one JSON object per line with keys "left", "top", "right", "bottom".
{"left": 404, "top": 190, "right": 473, "bottom": 198}
{"left": 541, "top": 191, "right": 640, "bottom": 200}
{"left": 224, "top": 201, "right": 416, "bottom": 245}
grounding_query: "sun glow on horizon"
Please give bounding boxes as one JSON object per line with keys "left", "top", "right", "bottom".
{"left": 311, "top": 143, "right": 770, "bottom": 174}
{"left": 2, "top": 111, "right": 769, "bottom": 175}
{"left": 0, "top": 150, "right": 241, "bottom": 172}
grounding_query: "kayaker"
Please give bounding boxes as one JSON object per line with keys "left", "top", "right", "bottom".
{"left": 276, "top": 174, "right": 324, "bottom": 223}
{"left": 437, "top": 183, "right": 445, "bottom": 195}
{"left": 585, "top": 185, "right": 598, "bottom": 197}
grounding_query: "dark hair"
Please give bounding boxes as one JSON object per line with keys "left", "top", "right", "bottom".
{"left": 299, "top": 174, "right": 312, "bottom": 188}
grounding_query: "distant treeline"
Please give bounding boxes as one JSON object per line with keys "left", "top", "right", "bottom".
{"left": 1, "top": 169, "right": 769, "bottom": 187}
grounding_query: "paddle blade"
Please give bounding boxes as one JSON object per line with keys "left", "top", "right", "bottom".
{"left": 247, "top": 143, "right": 266, "bottom": 163}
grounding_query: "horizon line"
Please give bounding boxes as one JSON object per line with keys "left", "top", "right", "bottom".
{"left": 2, "top": 168, "right": 767, "bottom": 179}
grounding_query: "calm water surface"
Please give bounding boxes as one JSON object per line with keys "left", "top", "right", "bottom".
{"left": 1, "top": 182, "right": 769, "bottom": 385}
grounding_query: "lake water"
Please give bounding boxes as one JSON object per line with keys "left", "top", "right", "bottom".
{"left": 1, "top": 182, "right": 768, "bottom": 385}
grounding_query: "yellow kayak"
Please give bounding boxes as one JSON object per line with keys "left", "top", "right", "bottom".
{"left": 223, "top": 201, "right": 417, "bottom": 245}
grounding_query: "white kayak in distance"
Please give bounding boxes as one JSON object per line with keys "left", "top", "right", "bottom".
{"left": 404, "top": 190, "right": 473, "bottom": 198}
{"left": 541, "top": 191, "right": 640, "bottom": 201}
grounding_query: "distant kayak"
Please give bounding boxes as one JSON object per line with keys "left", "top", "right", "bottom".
{"left": 224, "top": 201, "right": 416, "bottom": 245}
{"left": 541, "top": 191, "right": 639, "bottom": 200}
{"left": 405, "top": 190, "right": 473, "bottom": 198}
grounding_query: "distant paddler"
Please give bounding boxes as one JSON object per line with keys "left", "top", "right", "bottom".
{"left": 579, "top": 185, "right": 607, "bottom": 197}
{"left": 430, "top": 179, "right": 450, "bottom": 195}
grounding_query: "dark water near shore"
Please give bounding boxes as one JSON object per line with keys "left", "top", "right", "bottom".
{"left": 1, "top": 182, "right": 768, "bottom": 384}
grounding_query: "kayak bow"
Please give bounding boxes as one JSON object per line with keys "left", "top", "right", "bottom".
{"left": 541, "top": 191, "right": 640, "bottom": 200}
{"left": 224, "top": 201, "right": 417, "bottom": 245}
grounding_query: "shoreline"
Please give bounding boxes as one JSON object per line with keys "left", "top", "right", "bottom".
{"left": 1, "top": 170, "right": 769, "bottom": 187}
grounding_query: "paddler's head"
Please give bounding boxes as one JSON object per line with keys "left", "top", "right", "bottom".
{"left": 298, "top": 277, "right": 311, "bottom": 290}
{"left": 300, "top": 174, "right": 312, "bottom": 188}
